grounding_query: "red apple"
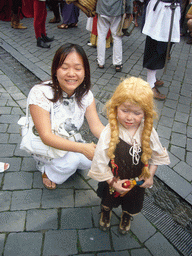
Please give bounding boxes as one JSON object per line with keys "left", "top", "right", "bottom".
{"left": 122, "top": 180, "right": 131, "bottom": 188}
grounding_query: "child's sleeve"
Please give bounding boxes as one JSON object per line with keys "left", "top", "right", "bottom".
{"left": 88, "top": 125, "right": 114, "bottom": 181}
{"left": 149, "top": 127, "right": 170, "bottom": 166}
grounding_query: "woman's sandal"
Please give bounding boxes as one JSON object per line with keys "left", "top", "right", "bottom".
{"left": 98, "top": 63, "right": 104, "bottom": 69}
{"left": 115, "top": 65, "right": 123, "bottom": 72}
{"left": 42, "top": 173, "right": 57, "bottom": 190}
{"left": 0, "top": 162, "right": 10, "bottom": 173}
{"left": 57, "top": 24, "right": 69, "bottom": 29}
{"left": 69, "top": 23, "right": 78, "bottom": 28}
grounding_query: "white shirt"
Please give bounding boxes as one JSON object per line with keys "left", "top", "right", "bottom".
{"left": 88, "top": 122, "right": 170, "bottom": 181}
{"left": 142, "top": 0, "right": 181, "bottom": 42}
{"left": 28, "top": 82, "right": 94, "bottom": 136}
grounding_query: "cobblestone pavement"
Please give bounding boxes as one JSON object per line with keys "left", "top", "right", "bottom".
{"left": 0, "top": 10, "right": 192, "bottom": 256}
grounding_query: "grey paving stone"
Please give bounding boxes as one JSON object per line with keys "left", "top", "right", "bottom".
{"left": 130, "top": 248, "right": 151, "bottom": 256}
{"left": 33, "top": 171, "right": 44, "bottom": 188}
{"left": 172, "top": 121, "right": 186, "bottom": 134}
{"left": 187, "top": 138, "right": 192, "bottom": 151}
{"left": 3, "top": 172, "right": 33, "bottom": 190}
{"left": 170, "top": 132, "right": 186, "bottom": 148}
{"left": 164, "top": 99, "right": 177, "bottom": 109}
{"left": 185, "top": 192, "right": 192, "bottom": 205}
{"left": 0, "top": 157, "right": 22, "bottom": 172}
{"left": 91, "top": 206, "right": 119, "bottom": 228}
{"left": 0, "top": 144, "right": 16, "bottom": 157}
{"left": 161, "top": 106, "right": 176, "bottom": 118}
{"left": 4, "top": 232, "right": 42, "bottom": 256}
{"left": 0, "top": 211, "right": 26, "bottom": 232}
{"left": 0, "top": 191, "right": 12, "bottom": 211}
{"left": 159, "top": 115, "right": 173, "bottom": 128}
{"left": 0, "top": 234, "right": 5, "bottom": 256}
{"left": 145, "top": 232, "right": 180, "bottom": 256}
{"left": 9, "top": 133, "right": 21, "bottom": 143}
{"left": 78, "top": 228, "right": 111, "bottom": 252}
{"left": 11, "top": 107, "right": 24, "bottom": 115}
{"left": 156, "top": 165, "right": 192, "bottom": 199}
{"left": 131, "top": 214, "right": 156, "bottom": 243}
{"left": 187, "top": 126, "right": 192, "bottom": 138}
{"left": 174, "top": 112, "right": 189, "bottom": 123}
{"left": 61, "top": 207, "right": 93, "bottom": 229}
{"left": 0, "top": 114, "right": 20, "bottom": 123}
{"left": 168, "top": 152, "right": 180, "bottom": 168}
{"left": 179, "top": 95, "right": 191, "bottom": 105}
{"left": 98, "top": 251, "right": 129, "bottom": 256}
{"left": 177, "top": 103, "right": 190, "bottom": 114}
{"left": 59, "top": 172, "right": 90, "bottom": 189}
{"left": 111, "top": 226, "right": 141, "bottom": 251}
{"left": 75, "top": 189, "right": 100, "bottom": 207}
{"left": 0, "top": 133, "right": 9, "bottom": 143}
{"left": 173, "top": 161, "right": 192, "bottom": 181}
{"left": 11, "top": 189, "right": 42, "bottom": 210}
{"left": 0, "top": 106, "right": 11, "bottom": 114}
{"left": 26, "top": 209, "right": 58, "bottom": 231}
{"left": 157, "top": 125, "right": 172, "bottom": 139}
{"left": 7, "top": 123, "right": 20, "bottom": 133}
{"left": 0, "top": 123, "right": 8, "bottom": 132}
{"left": 43, "top": 230, "right": 78, "bottom": 256}
{"left": 42, "top": 188, "right": 74, "bottom": 208}
{"left": 170, "top": 145, "right": 185, "bottom": 161}
{"left": 21, "top": 157, "right": 36, "bottom": 171}
{"left": 186, "top": 151, "right": 192, "bottom": 167}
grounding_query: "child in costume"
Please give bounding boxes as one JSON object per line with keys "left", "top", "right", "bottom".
{"left": 88, "top": 77, "right": 170, "bottom": 234}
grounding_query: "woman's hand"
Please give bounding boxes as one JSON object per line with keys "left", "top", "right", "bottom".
{"left": 80, "top": 142, "right": 96, "bottom": 160}
{"left": 139, "top": 176, "right": 154, "bottom": 189}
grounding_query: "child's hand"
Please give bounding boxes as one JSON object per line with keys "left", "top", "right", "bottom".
{"left": 139, "top": 176, "right": 153, "bottom": 189}
{"left": 112, "top": 179, "right": 131, "bottom": 195}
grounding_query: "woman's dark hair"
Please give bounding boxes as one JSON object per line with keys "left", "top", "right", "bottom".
{"left": 51, "top": 43, "right": 91, "bottom": 106}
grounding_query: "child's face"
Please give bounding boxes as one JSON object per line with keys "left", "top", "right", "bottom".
{"left": 117, "top": 101, "right": 144, "bottom": 131}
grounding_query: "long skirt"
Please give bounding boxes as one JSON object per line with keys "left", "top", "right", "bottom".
{"left": 143, "top": 35, "right": 169, "bottom": 70}
{"left": 62, "top": 1, "right": 79, "bottom": 24}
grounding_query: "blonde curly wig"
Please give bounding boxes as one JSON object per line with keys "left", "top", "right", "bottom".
{"left": 106, "top": 77, "right": 157, "bottom": 178}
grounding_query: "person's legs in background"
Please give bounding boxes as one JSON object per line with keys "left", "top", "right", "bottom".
{"left": 97, "top": 15, "right": 110, "bottom": 68}
{"left": 34, "top": 0, "right": 54, "bottom": 48}
{"left": 11, "top": 0, "right": 27, "bottom": 29}
{"left": 110, "top": 15, "right": 122, "bottom": 71}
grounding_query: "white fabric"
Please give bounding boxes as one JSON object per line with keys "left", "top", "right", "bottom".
{"left": 34, "top": 152, "right": 92, "bottom": 184}
{"left": 147, "top": 69, "right": 157, "bottom": 89}
{"left": 142, "top": 0, "right": 181, "bottom": 43}
{"left": 88, "top": 122, "right": 170, "bottom": 181}
{"left": 28, "top": 82, "right": 94, "bottom": 183}
{"left": 97, "top": 14, "right": 122, "bottom": 66}
{"left": 86, "top": 17, "right": 93, "bottom": 31}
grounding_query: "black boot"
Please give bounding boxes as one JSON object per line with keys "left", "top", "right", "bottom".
{"left": 41, "top": 34, "right": 54, "bottom": 42}
{"left": 37, "top": 37, "right": 51, "bottom": 48}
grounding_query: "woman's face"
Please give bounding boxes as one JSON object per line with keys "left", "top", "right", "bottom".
{"left": 56, "top": 51, "right": 85, "bottom": 97}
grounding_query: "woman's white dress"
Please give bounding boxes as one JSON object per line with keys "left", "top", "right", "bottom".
{"left": 28, "top": 83, "right": 93, "bottom": 184}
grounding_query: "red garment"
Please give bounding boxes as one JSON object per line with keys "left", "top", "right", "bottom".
{"left": 22, "top": 0, "right": 34, "bottom": 18}
{"left": 33, "top": 0, "right": 47, "bottom": 38}
{"left": 92, "top": 15, "right": 111, "bottom": 39}
{"left": 0, "top": 0, "right": 12, "bottom": 21}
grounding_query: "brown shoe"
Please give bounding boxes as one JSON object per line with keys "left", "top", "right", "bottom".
{"left": 152, "top": 87, "right": 166, "bottom": 100}
{"left": 119, "top": 212, "right": 132, "bottom": 235}
{"left": 49, "top": 17, "right": 61, "bottom": 23}
{"left": 155, "top": 80, "right": 164, "bottom": 87}
{"left": 99, "top": 205, "right": 112, "bottom": 231}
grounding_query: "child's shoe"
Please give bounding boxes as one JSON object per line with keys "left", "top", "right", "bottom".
{"left": 99, "top": 205, "right": 112, "bottom": 231}
{"left": 119, "top": 211, "right": 132, "bottom": 235}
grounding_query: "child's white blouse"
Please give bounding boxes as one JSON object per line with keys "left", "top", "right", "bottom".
{"left": 88, "top": 122, "right": 170, "bottom": 181}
